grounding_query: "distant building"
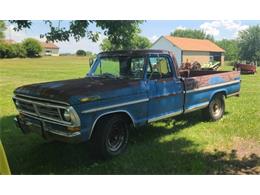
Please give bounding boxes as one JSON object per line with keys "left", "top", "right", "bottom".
{"left": 151, "top": 36, "right": 225, "bottom": 66}
{"left": 2, "top": 39, "right": 16, "bottom": 44}
{"left": 41, "top": 42, "right": 59, "bottom": 56}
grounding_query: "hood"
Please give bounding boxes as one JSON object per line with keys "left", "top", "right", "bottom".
{"left": 14, "top": 77, "right": 144, "bottom": 105}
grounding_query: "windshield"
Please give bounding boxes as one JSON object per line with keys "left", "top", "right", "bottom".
{"left": 89, "top": 56, "right": 145, "bottom": 79}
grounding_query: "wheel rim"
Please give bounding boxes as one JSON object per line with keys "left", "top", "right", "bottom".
{"left": 106, "top": 121, "right": 126, "bottom": 152}
{"left": 212, "top": 99, "right": 222, "bottom": 117}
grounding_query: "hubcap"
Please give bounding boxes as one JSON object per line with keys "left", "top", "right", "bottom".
{"left": 106, "top": 121, "right": 126, "bottom": 152}
{"left": 212, "top": 99, "right": 222, "bottom": 116}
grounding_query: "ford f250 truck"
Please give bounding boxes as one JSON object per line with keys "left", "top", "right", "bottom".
{"left": 13, "top": 50, "right": 241, "bottom": 158}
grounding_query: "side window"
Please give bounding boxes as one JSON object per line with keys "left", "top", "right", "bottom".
{"left": 147, "top": 56, "right": 172, "bottom": 80}
{"left": 130, "top": 57, "right": 145, "bottom": 78}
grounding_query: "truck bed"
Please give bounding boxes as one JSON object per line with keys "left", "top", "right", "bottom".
{"left": 181, "top": 70, "right": 240, "bottom": 90}
{"left": 180, "top": 70, "right": 241, "bottom": 113}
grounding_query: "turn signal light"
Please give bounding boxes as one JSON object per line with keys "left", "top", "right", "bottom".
{"left": 67, "top": 126, "right": 80, "bottom": 132}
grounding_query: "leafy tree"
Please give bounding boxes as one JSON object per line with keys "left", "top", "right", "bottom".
{"left": 0, "top": 21, "right": 6, "bottom": 40}
{"left": 133, "top": 35, "right": 152, "bottom": 49}
{"left": 171, "top": 29, "right": 214, "bottom": 41}
{"left": 9, "top": 20, "right": 143, "bottom": 49}
{"left": 76, "top": 49, "right": 87, "bottom": 56}
{"left": 238, "top": 25, "right": 260, "bottom": 63}
{"left": 101, "top": 38, "right": 113, "bottom": 51}
{"left": 22, "top": 38, "right": 42, "bottom": 57}
{"left": 216, "top": 39, "right": 239, "bottom": 61}
{"left": 101, "top": 35, "right": 151, "bottom": 51}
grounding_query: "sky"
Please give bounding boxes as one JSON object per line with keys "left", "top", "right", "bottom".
{"left": 4, "top": 20, "right": 260, "bottom": 54}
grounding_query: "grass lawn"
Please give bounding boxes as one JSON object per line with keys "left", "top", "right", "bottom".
{"left": 0, "top": 57, "right": 259, "bottom": 174}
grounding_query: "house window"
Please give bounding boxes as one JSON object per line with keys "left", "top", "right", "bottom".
{"left": 210, "top": 52, "right": 221, "bottom": 62}
{"left": 45, "top": 50, "right": 52, "bottom": 55}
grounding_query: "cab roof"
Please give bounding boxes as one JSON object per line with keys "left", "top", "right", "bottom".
{"left": 99, "top": 49, "right": 172, "bottom": 57}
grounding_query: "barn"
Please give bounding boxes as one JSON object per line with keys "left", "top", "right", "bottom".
{"left": 151, "top": 36, "right": 225, "bottom": 67}
{"left": 41, "top": 42, "right": 59, "bottom": 56}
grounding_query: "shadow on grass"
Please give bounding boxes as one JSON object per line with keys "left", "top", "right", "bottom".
{"left": 1, "top": 112, "right": 259, "bottom": 175}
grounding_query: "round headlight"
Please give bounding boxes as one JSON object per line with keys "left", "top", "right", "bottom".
{"left": 63, "top": 109, "right": 71, "bottom": 122}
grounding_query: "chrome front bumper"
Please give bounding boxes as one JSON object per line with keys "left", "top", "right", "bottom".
{"left": 14, "top": 115, "right": 83, "bottom": 143}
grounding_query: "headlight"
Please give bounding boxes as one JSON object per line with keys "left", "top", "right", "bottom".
{"left": 63, "top": 109, "right": 71, "bottom": 122}
{"left": 62, "top": 107, "right": 80, "bottom": 127}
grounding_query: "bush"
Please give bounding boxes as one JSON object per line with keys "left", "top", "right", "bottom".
{"left": 12, "top": 43, "right": 27, "bottom": 58}
{"left": 22, "top": 38, "right": 42, "bottom": 57}
{"left": 76, "top": 50, "right": 87, "bottom": 56}
{"left": 85, "top": 51, "right": 93, "bottom": 56}
{"left": 0, "top": 42, "right": 15, "bottom": 58}
{"left": 0, "top": 42, "right": 27, "bottom": 58}
{"left": 0, "top": 42, "right": 8, "bottom": 58}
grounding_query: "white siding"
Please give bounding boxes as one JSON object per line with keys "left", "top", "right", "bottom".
{"left": 41, "top": 48, "right": 59, "bottom": 56}
{"left": 151, "top": 36, "right": 182, "bottom": 66}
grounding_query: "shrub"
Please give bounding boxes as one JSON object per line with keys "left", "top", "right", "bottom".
{"left": 22, "top": 38, "right": 42, "bottom": 57}
{"left": 0, "top": 42, "right": 7, "bottom": 58}
{"left": 12, "top": 43, "right": 27, "bottom": 58}
{"left": 76, "top": 50, "right": 87, "bottom": 56}
{"left": 0, "top": 42, "right": 27, "bottom": 58}
{"left": 85, "top": 51, "right": 93, "bottom": 56}
{"left": 0, "top": 42, "right": 15, "bottom": 58}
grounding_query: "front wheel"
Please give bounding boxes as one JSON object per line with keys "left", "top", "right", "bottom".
{"left": 90, "top": 115, "right": 129, "bottom": 159}
{"left": 202, "top": 94, "right": 225, "bottom": 121}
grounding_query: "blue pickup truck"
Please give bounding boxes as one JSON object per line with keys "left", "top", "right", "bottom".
{"left": 13, "top": 50, "right": 241, "bottom": 158}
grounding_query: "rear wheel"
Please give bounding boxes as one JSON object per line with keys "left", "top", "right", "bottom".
{"left": 90, "top": 115, "right": 129, "bottom": 159}
{"left": 202, "top": 94, "right": 225, "bottom": 121}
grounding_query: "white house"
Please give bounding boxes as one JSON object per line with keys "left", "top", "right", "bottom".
{"left": 41, "top": 42, "right": 59, "bottom": 56}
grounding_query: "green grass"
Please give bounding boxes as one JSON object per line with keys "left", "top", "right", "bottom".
{"left": 0, "top": 58, "right": 259, "bottom": 174}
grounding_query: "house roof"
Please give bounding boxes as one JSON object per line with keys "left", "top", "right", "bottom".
{"left": 41, "top": 42, "right": 59, "bottom": 49}
{"left": 164, "top": 36, "right": 225, "bottom": 52}
{"left": 2, "top": 39, "right": 16, "bottom": 44}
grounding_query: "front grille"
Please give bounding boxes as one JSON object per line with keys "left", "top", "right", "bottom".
{"left": 37, "top": 105, "right": 61, "bottom": 120}
{"left": 18, "top": 101, "right": 35, "bottom": 113}
{"left": 13, "top": 95, "right": 69, "bottom": 124}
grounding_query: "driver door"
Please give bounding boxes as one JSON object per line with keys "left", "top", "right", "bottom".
{"left": 146, "top": 55, "right": 184, "bottom": 122}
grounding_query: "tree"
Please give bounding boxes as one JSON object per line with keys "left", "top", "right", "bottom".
{"left": 133, "top": 35, "right": 152, "bottom": 49}
{"left": 76, "top": 49, "right": 87, "bottom": 56}
{"left": 0, "top": 21, "right": 6, "bottom": 40}
{"left": 238, "top": 25, "right": 260, "bottom": 63}
{"left": 101, "top": 35, "right": 151, "bottom": 51}
{"left": 22, "top": 38, "right": 42, "bottom": 57}
{"left": 216, "top": 39, "right": 239, "bottom": 61}
{"left": 171, "top": 29, "right": 214, "bottom": 41}
{"left": 9, "top": 20, "right": 143, "bottom": 49}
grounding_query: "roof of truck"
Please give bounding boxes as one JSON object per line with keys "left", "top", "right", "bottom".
{"left": 99, "top": 49, "right": 172, "bottom": 56}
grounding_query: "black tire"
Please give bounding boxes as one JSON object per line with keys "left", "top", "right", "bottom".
{"left": 202, "top": 94, "right": 225, "bottom": 121}
{"left": 90, "top": 115, "right": 129, "bottom": 159}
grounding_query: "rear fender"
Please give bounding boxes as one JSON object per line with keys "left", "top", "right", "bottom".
{"left": 209, "top": 90, "right": 227, "bottom": 101}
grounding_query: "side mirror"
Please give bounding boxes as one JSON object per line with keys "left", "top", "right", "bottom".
{"left": 89, "top": 58, "right": 94, "bottom": 67}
